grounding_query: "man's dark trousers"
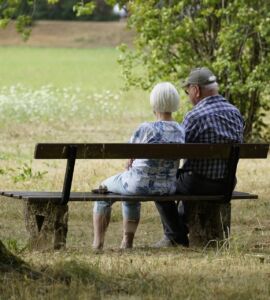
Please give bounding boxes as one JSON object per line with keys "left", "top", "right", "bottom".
{"left": 155, "top": 170, "right": 228, "bottom": 246}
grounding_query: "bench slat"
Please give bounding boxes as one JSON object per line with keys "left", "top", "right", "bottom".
{"left": 34, "top": 143, "right": 269, "bottom": 159}
{"left": 0, "top": 191, "right": 258, "bottom": 202}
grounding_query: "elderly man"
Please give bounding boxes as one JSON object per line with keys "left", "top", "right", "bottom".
{"left": 155, "top": 67, "right": 245, "bottom": 247}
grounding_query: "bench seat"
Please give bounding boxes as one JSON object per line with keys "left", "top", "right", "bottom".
{"left": 0, "top": 190, "right": 258, "bottom": 202}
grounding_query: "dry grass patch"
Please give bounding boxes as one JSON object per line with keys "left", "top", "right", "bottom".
{"left": 0, "top": 21, "right": 134, "bottom": 48}
{"left": 1, "top": 249, "right": 270, "bottom": 299}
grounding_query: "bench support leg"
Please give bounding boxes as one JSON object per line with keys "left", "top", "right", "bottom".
{"left": 186, "top": 201, "right": 231, "bottom": 248}
{"left": 24, "top": 200, "right": 68, "bottom": 250}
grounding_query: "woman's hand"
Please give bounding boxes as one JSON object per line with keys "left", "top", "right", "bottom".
{"left": 126, "top": 159, "right": 134, "bottom": 170}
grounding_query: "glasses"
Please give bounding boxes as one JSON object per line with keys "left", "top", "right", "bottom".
{"left": 184, "top": 85, "right": 191, "bottom": 95}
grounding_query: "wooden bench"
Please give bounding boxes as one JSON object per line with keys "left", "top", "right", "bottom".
{"left": 1, "top": 143, "right": 269, "bottom": 250}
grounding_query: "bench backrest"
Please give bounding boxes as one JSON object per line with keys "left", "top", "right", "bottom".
{"left": 35, "top": 143, "right": 269, "bottom": 159}
{"left": 34, "top": 143, "right": 269, "bottom": 205}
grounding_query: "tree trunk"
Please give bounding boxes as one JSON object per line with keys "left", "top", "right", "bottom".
{"left": 0, "top": 240, "right": 40, "bottom": 278}
{"left": 0, "top": 240, "right": 25, "bottom": 269}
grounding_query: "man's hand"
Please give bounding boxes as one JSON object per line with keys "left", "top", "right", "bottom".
{"left": 126, "top": 159, "right": 134, "bottom": 170}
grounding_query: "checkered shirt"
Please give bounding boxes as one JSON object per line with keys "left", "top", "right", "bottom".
{"left": 182, "top": 95, "right": 244, "bottom": 179}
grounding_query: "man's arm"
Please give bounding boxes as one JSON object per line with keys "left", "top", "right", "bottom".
{"left": 182, "top": 114, "right": 201, "bottom": 143}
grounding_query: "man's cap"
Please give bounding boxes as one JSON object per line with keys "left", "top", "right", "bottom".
{"left": 182, "top": 67, "right": 217, "bottom": 87}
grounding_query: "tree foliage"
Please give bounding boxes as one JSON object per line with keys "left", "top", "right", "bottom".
{"left": 0, "top": 0, "right": 117, "bottom": 40}
{"left": 32, "top": 0, "right": 118, "bottom": 21}
{"left": 111, "top": 0, "right": 270, "bottom": 141}
{"left": 0, "top": 0, "right": 33, "bottom": 40}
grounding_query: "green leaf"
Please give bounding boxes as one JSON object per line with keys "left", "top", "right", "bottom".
{"left": 73, "top": 1, "right": 95, "bottom": 17}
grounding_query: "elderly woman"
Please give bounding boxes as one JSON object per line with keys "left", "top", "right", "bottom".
{"left": 93, "top": 82, "right": 185, "bottom": 250}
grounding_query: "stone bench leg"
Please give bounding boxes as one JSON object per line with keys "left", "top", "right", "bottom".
{"left": 186, "top": 201, "right": 231, "bottom": 248}
{"left": 24, "top": 200, "right": 68, "bottom": 250}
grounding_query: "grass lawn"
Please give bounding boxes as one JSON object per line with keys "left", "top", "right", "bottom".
{"left": 0, "top": 46, "right": 269, "bottom": 300}
{"left": 0, "top": 47, "right": 122, "bottom": 89}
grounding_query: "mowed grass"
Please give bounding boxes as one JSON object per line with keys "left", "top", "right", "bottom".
{"left": 0, "top": 47, "right": 122, "bottom": 89}
{"left": 0, "top": 46, "right": 270, "bottom": 299}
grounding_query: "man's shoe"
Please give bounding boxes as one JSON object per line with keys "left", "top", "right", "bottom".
{"left": 153, "top": 236, "right": 178, "bottom": 248}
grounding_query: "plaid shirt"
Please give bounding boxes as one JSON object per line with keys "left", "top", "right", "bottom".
{"left": 182, "top": 95, "right": 244, "bottom": 179}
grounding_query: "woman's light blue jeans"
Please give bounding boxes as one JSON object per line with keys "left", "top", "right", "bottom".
{"left": 93, "top": 173, "right": 141, "bottom": 220}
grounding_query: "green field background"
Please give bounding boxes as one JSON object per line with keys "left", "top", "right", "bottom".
{"left": 0, "top": 47, "right": 121, "bottom": 89}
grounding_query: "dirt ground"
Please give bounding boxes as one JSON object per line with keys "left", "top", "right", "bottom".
{"left": 0, "top": 20, "right": 134, "bottom": 48}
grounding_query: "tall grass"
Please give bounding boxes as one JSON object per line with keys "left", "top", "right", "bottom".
{"left": 0, "top": 46, "right": 269, "bottom": 299}
{"left": 0, "top": 84, "right": 123, "bottom": 123}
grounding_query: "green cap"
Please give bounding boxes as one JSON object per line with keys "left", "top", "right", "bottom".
{"left": 182, "top": 67, "right": 217, "bottom": 87}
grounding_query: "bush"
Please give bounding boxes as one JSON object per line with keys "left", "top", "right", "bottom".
{"left": 114, "top": 0, "right": 270, "bottom": 141}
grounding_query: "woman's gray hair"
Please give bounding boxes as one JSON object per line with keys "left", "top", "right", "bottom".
{"left": 150, "top": 82, "right": 180, "bottom": 113}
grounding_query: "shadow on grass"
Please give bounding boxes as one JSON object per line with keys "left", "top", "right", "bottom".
{"left": 1, "top": 244, "right": 270, "bottom": 299}
{"left": 0, "top": 243, "right": 172, "bottom": 298}
{"left": 44, "top": 259, "right": 173, "bottom": 297}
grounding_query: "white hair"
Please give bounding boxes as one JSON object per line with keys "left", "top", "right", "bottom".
{"left": 150, "top": 82, "right": 180, "bottom": 113}
{"left": 201, "top": 82, "right": 219, "bottom": 92}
